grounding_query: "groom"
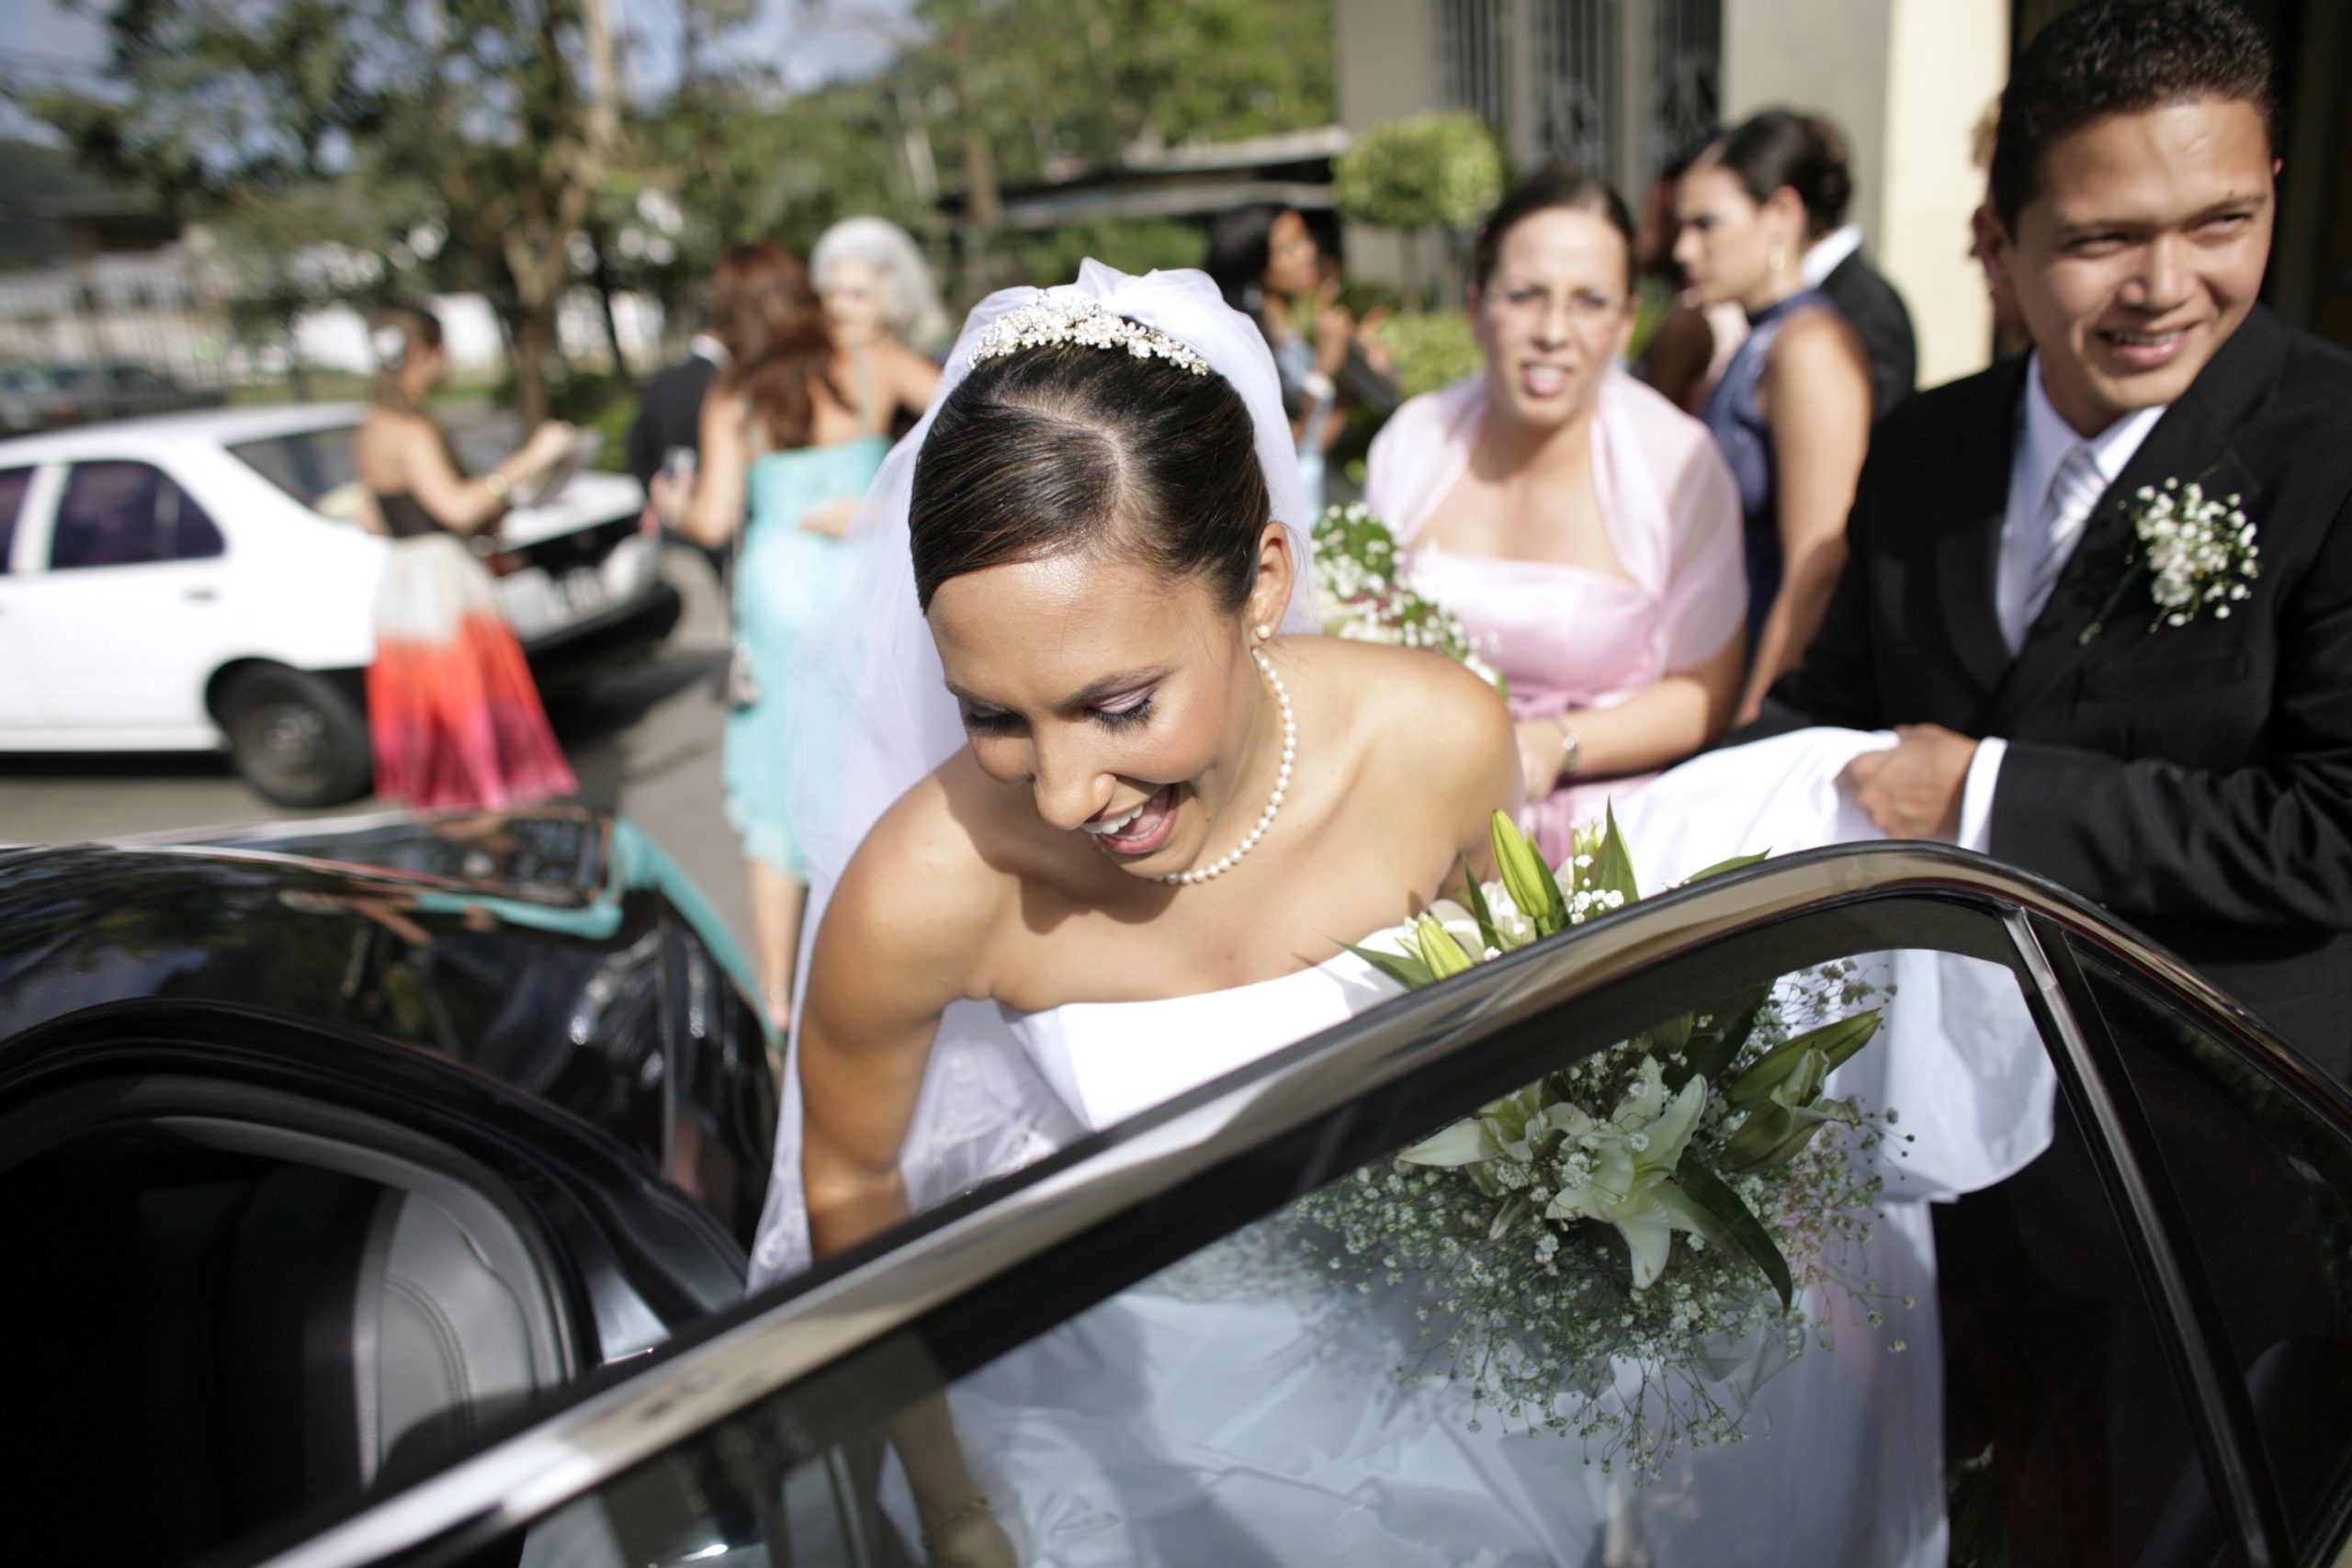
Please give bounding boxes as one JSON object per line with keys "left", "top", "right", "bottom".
{"left": 1742, "top": 0, "right": 2352, "bottom": 1079}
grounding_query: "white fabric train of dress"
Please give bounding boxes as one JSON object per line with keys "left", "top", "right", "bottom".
{"left": 890, "top": 817, "right": 2053, "bottom": 1566}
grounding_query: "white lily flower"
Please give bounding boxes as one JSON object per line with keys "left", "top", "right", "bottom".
{"left": 1425, "top": 897, "right": 1487, "bottom": 957}
{"left": 1543, "top": 1057, "right": 1712, "bottom": 1288}
{"left": 1475, "top": 881, "right": 1537, "bottom": 945}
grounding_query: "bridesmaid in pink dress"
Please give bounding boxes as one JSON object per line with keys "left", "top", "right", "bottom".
{"left": 1366, "top": 166, "right": 1748, "bottom": 863}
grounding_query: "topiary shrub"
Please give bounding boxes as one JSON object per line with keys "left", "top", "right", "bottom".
{"left": 1334, "top": 112, "right": 1505, "bottom": 305}
{"left": 1333, "top": 111, "right": 1507, "bottom": 234}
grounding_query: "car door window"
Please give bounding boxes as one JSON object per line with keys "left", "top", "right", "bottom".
{"left": 0, "top": 464, "right": 29, "bottom": 571}
{"left": 2066, "top": 937, "right": 2352, "bottom": 1557}
{"left": 50, "top": 459, "right": 224, "bottom": 570}
{"left": 231, "top": 425, "right": 359, "bottom": 509}
{"left": 503, "top": 925, "right": 2255, "bottom": 1568}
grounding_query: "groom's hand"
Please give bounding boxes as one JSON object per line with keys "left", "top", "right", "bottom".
{"left": 1839, "top": 724, "right": 1980, "bottom": 840}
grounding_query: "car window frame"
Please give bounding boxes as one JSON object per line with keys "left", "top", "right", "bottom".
{"left": 0, "top": 461, "right": 33, "bottom": 574}
{"left": 46, "top": 454, "right": 225, "bottom": 571}
{"left": 249, "top": 843, "right": 2326, "bottom": 1568}
{"left": 229, "top": 423, "right": 365, "bottom": 512}
{"left": 2014, "top": 909, "right": 2301, "bottom": 1561}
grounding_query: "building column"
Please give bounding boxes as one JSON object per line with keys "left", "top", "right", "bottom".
{"left": 1724, "top": 0, "right": 2007, "bottom": 387}
{"left": 1335, "top": 0, "right": 1442, "bottom": 300}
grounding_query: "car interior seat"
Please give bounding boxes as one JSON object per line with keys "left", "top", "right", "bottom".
{"left": 0, "top": 1122, "right": 570, "bottom": 1566}
{"left": 220, "top": 1163, "right": 557, "bottom": 1511}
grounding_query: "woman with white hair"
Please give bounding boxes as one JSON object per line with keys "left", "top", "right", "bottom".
{"left": 812, "top": 215, "right": 953, "bottom": 385}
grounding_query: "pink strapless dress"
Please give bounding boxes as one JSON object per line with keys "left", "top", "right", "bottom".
{"left": 1406, "top": 547, "right": 1664, "bottom": 862}
{"left": 1368, "top": 369, "right": 1749, "bottom": 867}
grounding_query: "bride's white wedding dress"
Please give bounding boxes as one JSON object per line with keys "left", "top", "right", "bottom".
{"left": 748, "top": 257, "right": 2058, "bottom": 1563}
{"left": 881, "top": 913, "right": 2016, "bottom": 1568}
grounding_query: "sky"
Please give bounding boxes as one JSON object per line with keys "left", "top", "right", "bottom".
{"left": 0, "top": 0, "right": 910, "bottom": 141}
{"left": 0, "top": 0, "right": 111, "bottom": 136}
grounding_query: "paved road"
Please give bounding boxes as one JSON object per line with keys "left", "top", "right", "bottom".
{"left": 0, "top": 546, "right": 760, "bottom": 953}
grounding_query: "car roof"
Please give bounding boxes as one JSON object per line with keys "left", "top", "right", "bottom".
{"left": 0, "top": 808, "right": 628, "bottom": 1062}
{"left": 12, "top": 803, "right": 609, "bottom": 901}
{"left": 0, "top": 400, "right": 365, "bottom": 461}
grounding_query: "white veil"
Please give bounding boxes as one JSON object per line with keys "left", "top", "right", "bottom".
{"left": 749, "top": 260, "right": 1322, "bottom": 1286}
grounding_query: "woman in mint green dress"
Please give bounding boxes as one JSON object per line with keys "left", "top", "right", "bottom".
{"left": 677, "top": 241, "right": 941, "bottom": 1030}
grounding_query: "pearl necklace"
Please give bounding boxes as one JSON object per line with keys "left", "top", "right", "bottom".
{"left": 1161, "top": 645, "right": 1295, "bottom": 886}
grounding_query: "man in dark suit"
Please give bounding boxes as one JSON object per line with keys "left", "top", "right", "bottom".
{"left": 625, "top": 328, "right": 726, "bottom": 492}
{"left": 1799, "top": 116, "right": 1917, "bottom": 418}
{"left": 1810, "top": 238, "right": 1916, "bottom": 418}
{"left": 627, "top": 327, "right": 729, "bottom": 575}
{"left": 1747, "top": 0, "right": 2352, "bottom": 1079}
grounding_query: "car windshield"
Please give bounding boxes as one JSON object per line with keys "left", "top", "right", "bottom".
{"left": 230, "top": 423, "right": 361, "bottom": 510}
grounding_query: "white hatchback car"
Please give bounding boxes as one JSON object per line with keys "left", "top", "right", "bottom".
{"left": 0, "top": 403, "right": 681, "bottom": 806}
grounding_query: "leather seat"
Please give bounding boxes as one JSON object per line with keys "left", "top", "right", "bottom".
{"left": 220, "top": 1164, "right": 559, "bottom": 1525}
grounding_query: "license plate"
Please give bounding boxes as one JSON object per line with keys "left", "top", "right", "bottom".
{"left": 559, "top": 567, "right": 606, "bottom": 615}
{"left": 497, "top": 571, "right": 563, "bottom": 638}
{"left": 499, "top": 536, "right": 647, "bottom": 638}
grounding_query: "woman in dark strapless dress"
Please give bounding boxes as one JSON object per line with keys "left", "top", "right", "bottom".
{"left": 356, "top": 304, "right": 580, "bottom": 809}
{"left": 1674, "top": 111, "right": 1873, "bottom": 723}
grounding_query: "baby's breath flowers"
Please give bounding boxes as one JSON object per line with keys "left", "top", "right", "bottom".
{"left": 2080, "top": 474, "right": 2260, "bottom": 645}
{"left": 1306, "top": 811, "right": 1906, "bottom": 1477}
{"left": 1312, "top": 502, "right": 1505, "bottom": 693}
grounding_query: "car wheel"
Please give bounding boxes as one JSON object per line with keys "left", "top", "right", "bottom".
{"left": 220, "top": 667, "right": 372, "bottom": 807}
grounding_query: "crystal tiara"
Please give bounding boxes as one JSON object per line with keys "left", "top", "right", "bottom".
{"left": 966, "top": 294, "right": 1210, "bottom": 375}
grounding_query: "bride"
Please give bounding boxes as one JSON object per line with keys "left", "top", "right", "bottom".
{"left": 762, "top": 265, "right": 1519, "bottom": 1560}
{"left": 752, "top": 265, "right": 2045, "bottom": 1568}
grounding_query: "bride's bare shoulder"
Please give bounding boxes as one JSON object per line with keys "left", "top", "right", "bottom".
{"left": 822, "top": 753, "right": 1016, "bottom": 985}
{"left": 1291, "top": 636, "right": 1512, "bottom": 752}
{"left": 1284, "top": 637, "right": 1519, "bottom": 836}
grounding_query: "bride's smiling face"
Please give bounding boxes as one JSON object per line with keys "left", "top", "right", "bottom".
{"left": 927, "top": 528, "right": 1294, "bottom": 878}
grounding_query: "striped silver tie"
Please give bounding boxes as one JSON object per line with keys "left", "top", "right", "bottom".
{"left": 2016, "top": 445, "right": 2109, "bottom": 645}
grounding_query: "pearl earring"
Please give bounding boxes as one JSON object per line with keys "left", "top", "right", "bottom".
{"left": 1255, "top": 623, "right": 1272, "bottom": 641}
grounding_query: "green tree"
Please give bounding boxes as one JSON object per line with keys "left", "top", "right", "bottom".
{"left": 627, "top": 71, "right": 930, "bottom": 316}
{"left": 626, "top": 0, "right": 1335, "bottom": 311}
{"left": 16, "top": 0, "right": 628, "bottom": 423}
{"left": 901, "top": 0, "right": 1334, "bottom": 297}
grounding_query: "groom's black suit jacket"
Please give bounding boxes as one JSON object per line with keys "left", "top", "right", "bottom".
{"left": 1743, "top": 306, "right": 2352, "bottom": 1079}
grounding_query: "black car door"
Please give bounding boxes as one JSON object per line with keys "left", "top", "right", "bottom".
{"left": 244, "top": 845, "right": 2352, "bottom": 1568}
{"left": 0, "top": 1000, "right": 745, "bottom": 1568}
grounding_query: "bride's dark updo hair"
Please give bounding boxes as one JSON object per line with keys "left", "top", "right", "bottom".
{"left": 910, "top": 340, "right": 1270, "bottom": 613}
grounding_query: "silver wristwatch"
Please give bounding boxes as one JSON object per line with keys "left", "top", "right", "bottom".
{"left": 1557, "top": 721, "right": 1582, "bottom": 778}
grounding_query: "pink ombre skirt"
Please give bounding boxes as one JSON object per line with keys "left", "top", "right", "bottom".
{"left": 367, "top": 533, "right": 577, "bottom": 810}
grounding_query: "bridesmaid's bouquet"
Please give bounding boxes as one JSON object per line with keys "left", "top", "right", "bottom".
{"left": 1302, "top": 810, "right": 1906, "bottom": 1477}
{"left": 1311, "top": 502, "right": 1505, "bottom": 694}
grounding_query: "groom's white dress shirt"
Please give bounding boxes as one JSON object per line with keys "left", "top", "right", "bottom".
{"left": 1954, "top": 356, "right": 2166, "bottom": 852}
{"left": 1801, "top": 225, "right": 1864, "bottom": 289}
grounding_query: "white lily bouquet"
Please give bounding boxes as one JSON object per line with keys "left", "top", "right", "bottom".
{"left": 1302, "top": 809, "right": 1904, "bottom": 1476}
{"left": 1312, "top": 502, "right": 1505, "bottom": 694}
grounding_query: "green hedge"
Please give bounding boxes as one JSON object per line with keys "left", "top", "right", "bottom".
{"left": 1375, "top": 310, "right": 1483, "bottom": 400}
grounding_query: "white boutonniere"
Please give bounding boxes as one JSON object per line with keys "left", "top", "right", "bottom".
{"left": 2079, "top": 475, "right": 2260, "bottom": 646}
